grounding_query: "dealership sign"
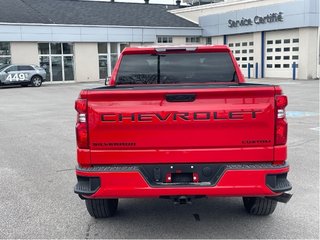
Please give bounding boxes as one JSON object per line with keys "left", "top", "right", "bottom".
{"left": 228, "top": 12, "right": 284, "bottom": 28}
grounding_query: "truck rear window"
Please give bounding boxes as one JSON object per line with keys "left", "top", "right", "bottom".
{"left": 116, "top": 52, "right": 236, "bottom": 84}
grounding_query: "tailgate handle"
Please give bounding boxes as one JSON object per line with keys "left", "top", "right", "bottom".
{"left": 165, "top": 94, "right": 196, "bottom": 102}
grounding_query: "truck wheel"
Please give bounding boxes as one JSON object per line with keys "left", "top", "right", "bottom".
{"left": 243, "top": 197, "right": 277, "bottom": 215}
{"left": 31, "top": 76, "right": 42, "bottom": 87}
{"left": 85, "top": 199, "right": 118, "bottom": 218}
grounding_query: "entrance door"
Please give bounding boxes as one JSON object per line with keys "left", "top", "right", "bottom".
{"left": 51, "top": 56, "right": 63, "bottom": 81}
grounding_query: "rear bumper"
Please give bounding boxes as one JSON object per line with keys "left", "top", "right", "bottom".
{"left": 75, "top": 163, "right": 292, "bottom": 198}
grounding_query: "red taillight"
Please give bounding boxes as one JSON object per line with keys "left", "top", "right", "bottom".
{"left": 75, "top": 99, "right": 87, "bottom": 113}
{"left": 275, "top": 95, "right": 288, "bottom": 109}
{"left": 276, "top": 118, "right": 288, "bottom": 145}
{"left": 76, "top": 122, "right": 89, "bottom": 149}
{"left": 75, "top": 98, "right": 89, "bottom": 149}
{"left": 275, "top": 95, "right": 288, "bottom": 145}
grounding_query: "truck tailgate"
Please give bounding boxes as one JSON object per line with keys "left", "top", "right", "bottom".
{"left": 86, "top": 84, "right": 276, "bottom": 164}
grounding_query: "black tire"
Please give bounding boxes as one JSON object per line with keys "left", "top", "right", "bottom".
{"left": 31, "top": 75, "right": 42, "bottom": 87}
{"left": 243, "top": 197, "right": 277, "bottom": 216}
{"left": 85, "top": 199, "right": 118, "bottom": 218}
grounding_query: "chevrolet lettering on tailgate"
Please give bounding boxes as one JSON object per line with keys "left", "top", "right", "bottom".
{"left": 101, "top": 110, "right": 263, "bottom": 122}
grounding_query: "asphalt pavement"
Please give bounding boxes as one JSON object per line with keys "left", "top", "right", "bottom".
{"left": 0, "top": 79, "right": 319, "bottom": 239}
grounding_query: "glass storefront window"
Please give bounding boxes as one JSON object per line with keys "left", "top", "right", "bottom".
{"left": 186, "top": 37, "right": 200, "bottom": 43}
{"left": 38, "top": 42, "right": 74, "bottom": 82}
{"left": 120, "top": 43, "right": 129, "bottom": 52}
{"left": 110, "top": 43, "right": 117, "bottom": 54}
{"left": 51, "top": 56, "right": 63, "bottom": 81}
{"left": 64, "top": 56, "right": 74, "bottom": 81}
{"left": 99, "top": 55, "right": 108, "bottom": 80}
{"left": 157, "top": 36, "right": 173, "bottom": 43}
{"left": 0, "top": 57, "right": 11, "bottom": 66}
{"left": 98, "top": 43, "right": 108, "bottom": 54}
{"left": 0, "top": 42, "right": 10, "bottom": 55}
{"left": 0, "top": 42, "right": 11, "bottom": 66}
{"left": 38, "top": 43, "right": 49, "bottom": 55}
{"left": 111, "top": 54, "right": 118, "bottom": 72}
{"left": 98, "top": 43, "right": 134, "bottom": 79}
{"left": 51, "top": 43, "right": 62, "bottom": 55}
{"left": 63, "top": 43, "right": 73, "bottom": 55}
{"left": 39, "top": 56, "right": 50, "bottom": 80}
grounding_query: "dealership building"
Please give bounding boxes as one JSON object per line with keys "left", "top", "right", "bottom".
{"left": 0, "top": 0, "right": 319, "bottom": 82}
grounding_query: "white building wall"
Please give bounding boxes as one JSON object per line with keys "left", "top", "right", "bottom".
{"left": 74, "top": 43, "right": 99, "bottom": 82}
{"left": 173, "top": 37, "right": 187, "bottom": 45}
{"left": 253, "top": 32, "right": 262, "bottom": 78}
{"left": 211, "top": 36, "right": 224, "bottom": 45}
{"left": 129, "top": 42, "right": 157, "bottom": 47}
{"left": 299, "top": 27, "right": 318, "bottom": 79}
{"left": 10, "top": 42, "right": 38, "bottom": 65}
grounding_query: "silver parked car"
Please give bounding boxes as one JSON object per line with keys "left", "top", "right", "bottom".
{"left": 0, "top": 64, "right": 47, "bottom": 87}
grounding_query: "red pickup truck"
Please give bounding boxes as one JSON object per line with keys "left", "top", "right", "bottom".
{"left": 74, "top": 45, "right": 292, "bottom": 218}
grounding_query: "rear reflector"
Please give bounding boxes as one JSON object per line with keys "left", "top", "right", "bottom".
{"left": 76, "top": 123, "right": 89, "bottom": 149}
{"left": 277, "top": 109, "right": 286, "bottom": 118}
{"left": 79, "top": 113, "right": 86, "bottom": 123}
{"left": 276, "top": 118, "right": 288, "bottom": 145}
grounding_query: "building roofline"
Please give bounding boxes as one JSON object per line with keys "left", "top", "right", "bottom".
{"left": 44, "top": 0, "right": 179, "bottom": 7}
{"left": 0, "top": 22, "right": 201, "bottom": 30}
